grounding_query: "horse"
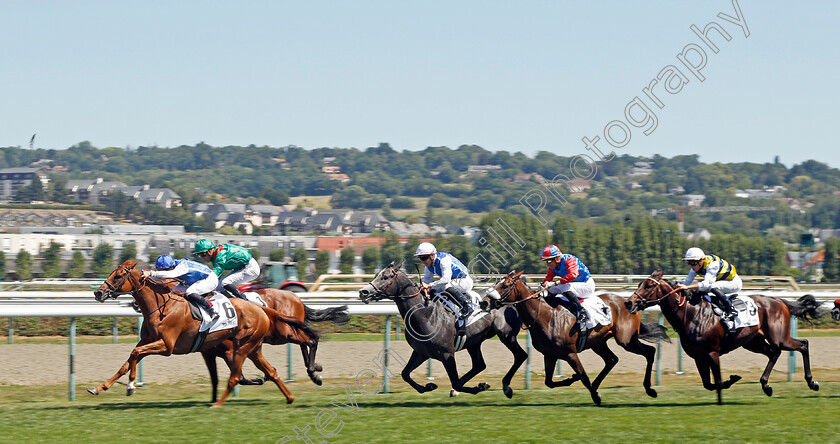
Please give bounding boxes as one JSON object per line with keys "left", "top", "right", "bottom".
{"left": 90, "top": 260, "right": 318, "bottom": 407}
{"left": 358, "top": 262, "right": 528, "bottom": 398}
{"left": 832, "top": 299, "right": 840, "bottom": 321}
{"left": 493, "top": 271, "right": 669, "bottom": 405}
{"left": 208, "top": 283, "right": 349, "bottom": 395}
{"left": 625, "top": 270, "right": 821, "bottom": 405}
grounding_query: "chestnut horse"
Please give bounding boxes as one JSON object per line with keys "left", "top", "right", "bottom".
{"left": 90, "top": 260, "right": 317, "bottom": 407}
{"left": 625, "top": 271, "right": 821, "bottom": 405}
{"left": 493, "top": 271, "right": 669, "bottom": 405}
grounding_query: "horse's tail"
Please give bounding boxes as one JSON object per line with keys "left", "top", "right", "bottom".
{"left": 305, "top": 305, "right": 351, "bottom": 324}
{"left": 260, "top": 306, "right": 321, "bottom": 343}
{"left": 782, "top": 294, "right": 822, "bottom": 322}
{"left": 638, "top": 322, "right": 671, "bottom": 343}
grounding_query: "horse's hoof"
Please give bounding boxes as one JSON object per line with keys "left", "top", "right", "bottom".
{"left": 126, "top": 387, "right": 136, "bottom": 396}
{"left": 809, "top": 381, "right": 820, "bottom": 391}
{"left": 592, "top": 392, "right": 602, "bottom": 406}
{"left": 314, "top": 364, "right": 324, "bottom": 372}
{"left": 209, "top": 404, "right": 222, "bottom": 409}
{"left": 287, "top": 396, "right": 294, "bottom": 404}
{"left": 762, "top": 385, "right": 773, "bottom": 397}
{"left": 313, "top": 375, "right": 323, "bottom": 386}
{"left": 87, "top": 388, "right": 99, "bottom": 396}
{"left": 477, "top": 382, "right": 490, "bottom": 391}
{"left": 730, "top": 375, "right": 742, "bottom": 384}
{"left": 450, "top": 389, "right": 459, "bottom": 397}
{"left": 503, "top": 386, "right": 513, "bottom": 399}
{"left": 646, "top": 388, "right": 657, "bottom": 398}
{"left": 424, "top": 383, "right": 438, "bottom": 392}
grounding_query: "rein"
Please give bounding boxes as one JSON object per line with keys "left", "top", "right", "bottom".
{"left": 633, "top": 276, "right": 683, "bottom": 307}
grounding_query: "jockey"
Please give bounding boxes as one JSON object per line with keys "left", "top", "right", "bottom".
{"left": 677, "top": 247, "right": 742, "bottom": 321}
{"left": 143, "top": 254, "right": 219, "bottom": 320}
{"left": 416, "top": 242, "right": 478, "bottom": 320}
{"left": 540, "top": 245, "right": 595, "bottom": 327}
{"left": 193, "top": 239, "right": 260, "bottom": 301}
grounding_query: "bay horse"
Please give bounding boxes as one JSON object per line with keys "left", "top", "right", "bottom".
{"left": 358, "top": 262, "right": 528, "bottom": 398}
{"left": 493, "top": 271, "right": 668, "bottom": 405}
{"left": 832, "top": 299, "right": 840, "bottom": 321}
{"left": 209, "top": 283, "right": 349, "bottom": 393}
{"left": 625, "top": 270, "right": 821, "bottom": 405}
{"left": 90, "top": 260, "right": 318, "bottom": 407}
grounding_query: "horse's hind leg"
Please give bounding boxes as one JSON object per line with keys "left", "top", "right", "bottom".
{"left": 213, "top": 344, "right": 254, "bottom": 408}
{"left": 589, "top": 342, "right": 618, "bottom": 393}
{"left": 301, "top": 341, "right": 323, "bottom": 385}
{"left": 202, "top": 351, "right": 220, "bottom": 403}
{"left": 621, "top": 335, "right": 658, "bottom": 398}
{"left": 498, "top": 330, "right": 528, "bottom": 399}
{"left": 743, "top": 336, "right": 781, "bottom": 396}
{"left": 567, "top": 353, "right": 600, "bottom": 406}
{"left": 401, "top": 350, "right": 438, "bottom": 393}
{"left": 777, "top": 336, "right": 819, "bottom": 391}
{"left": 442, "top": 355, "right": 487, "bottom": 395}
{"left": 543, "top": 355, "right": 579, "bottom": 388}
{"left": 249, "top": 346, "right": 294, "bottom": 404}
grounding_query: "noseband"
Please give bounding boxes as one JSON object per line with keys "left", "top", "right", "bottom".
{"left": 366, "top": 266, "right": 424, "bottom": 301}
{"left": 101, "top": 265, "right": 146, "bottom": 299}
{"left": 631, "top": 276, "right": 684, "bottom": 308}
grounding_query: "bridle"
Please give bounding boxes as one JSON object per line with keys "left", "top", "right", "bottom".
{"left": 630, "top": 276, "right": 685, "bottom": 308}
{"left": 100, "top": 264, "right": 143, "bottom": 298}
{"left": 365, "top": 265, "right": 425, "bottom": 301}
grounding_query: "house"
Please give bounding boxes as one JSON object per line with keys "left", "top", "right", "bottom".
{"left": 682, "top": 194, "right": 706, "bottom": 207}
{"left": 321, "top": 166, "right": 341, "bottom": 174}
{"left": 327, "top": 173, "right": 351, "bottom": 182}
{"left": 628, "top": 161, "right": 654, "bottom": 176}
{"left": 669, "top": 186, "right": 685, "bottom": 195}
{"left": 0, "top": 167, "right": 49, "bottom": 202}
{"left": 246, "top": 205, "right": 281, "bottom": 227}
{"left": 685, "top": 228, "right": 711, "bottom": 241}
{"left": 467, "top": 165, "right": 501, "bottom": 174}
{"left": 512, "top": 173, "right": 544, "bottom": 183}
{"left": 65, "top": 178, "right": 127, "bottom": 204}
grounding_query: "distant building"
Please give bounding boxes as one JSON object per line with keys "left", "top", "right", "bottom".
{"left": 0, "top": 167, "right": 49, "bottom": 202}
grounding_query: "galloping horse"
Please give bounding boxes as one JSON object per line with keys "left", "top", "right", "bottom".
{"left": 493, "top": 271, "right": 668, "bottom": 405}
{"left": 358, "top": 262, "right": 528, "bottom": 398}
{"left": 208, "top": 284, "right": 349, "bottom": 393}
{"left": 832, "top": 299, "right": 840, "bottom": 321}
{"left": 91, "top": 260, "right": 318, "bottom": 407}
{"left": 626, "top": 271, "right": 821, "bottom": 404}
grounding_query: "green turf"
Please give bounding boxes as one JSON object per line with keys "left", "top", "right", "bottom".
{"left": 0, "top": 375, "right": 837, "bottom": 443}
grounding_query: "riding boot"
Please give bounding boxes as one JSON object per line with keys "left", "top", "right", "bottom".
{"left": 562, "top": 291, "right": 587, "bottom": 326}
{"left": 449, "top": 289, "right": 472, "bottom": 320}
{"left": 223, "top": 284, "right": 248, "bottom": 300}
{"left": 187, "top": 293, "right": 219, "bottom": 320}
{"left": 711, "top": 288, "right": 737, "bottom": 321}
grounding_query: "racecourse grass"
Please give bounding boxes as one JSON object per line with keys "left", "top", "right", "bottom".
{"left": 0, "top": 374, "right": 837, "bottom": 443}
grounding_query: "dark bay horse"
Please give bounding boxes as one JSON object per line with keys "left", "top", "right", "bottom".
{"left": 626, "top": 271, "right": 821, "bottom": 405}
{"left": 494, "top": 271, "right": 668, "bottom": 405}
{"left": 358, "top": 262, "right": 528, "bottom": 398}
{"left": 213, "top": 284, "right": 349, "bottom": 390}
{"left": 91, "top": 260, "right": 318, "bottom": 407}
{"left": 832, "top": 299, "right": 840, "bottom": 320}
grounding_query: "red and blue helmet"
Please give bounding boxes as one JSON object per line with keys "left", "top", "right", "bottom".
{"left": 541, "top": 245, "right": 562, "bottom": 261}
{"left": 155, "top": 254, "right": 176, "bottom": 270}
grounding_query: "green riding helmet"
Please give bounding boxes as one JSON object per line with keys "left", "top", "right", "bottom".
{"left": 193, "top": 239, "right": 215, "bottom": 256}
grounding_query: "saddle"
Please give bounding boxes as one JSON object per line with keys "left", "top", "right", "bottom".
{"left": 186, "top": 292, "right": 218, "bottom": 321}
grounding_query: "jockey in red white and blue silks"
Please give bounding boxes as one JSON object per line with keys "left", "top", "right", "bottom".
{"left": 540, "top": 244, "right": 596, "bottom": 309}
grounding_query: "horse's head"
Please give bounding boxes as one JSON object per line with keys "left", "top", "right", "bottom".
{"left": 832, "top": 299, "right": 840, "bottom": 321}
{"left": 93, "top": 260, "right": 140, "bottom": 302}
{"left": 358, "top": 261, "right": 405, "bottom": 304}
{"left": 626, "top": 271, "right": 670, "bottom": 314}
{"left": 492, "top": 271, "right": 527, "bottom": 303}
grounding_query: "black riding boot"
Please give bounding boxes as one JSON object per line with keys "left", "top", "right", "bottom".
{"left": 449, "top": 289, "right": 472, "bottom": 319}
{"left": 711, "top": 288, "right": 737, "bottom": 321}
{"left": 562, "top": 291, "right": 588, "bottom": 326}
{"left": 187, "top": 293, "right": 219, "bottom": 320}
{"left": 223, "top": 284, "right": 248, "bottom": 300}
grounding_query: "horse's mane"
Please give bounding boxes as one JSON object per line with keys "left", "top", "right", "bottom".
{"left": 144, "top": 277, "right": 181, "bottom": 295}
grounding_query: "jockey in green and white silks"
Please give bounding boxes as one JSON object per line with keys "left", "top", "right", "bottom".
{"left": 677, "top": 247, "right": 742, "bottom": 321}
{"left": 194, "top": 239, "right": 260, "bottom": 301}
{"left": 416, "top": 242, "right": 479, "bottom": 319}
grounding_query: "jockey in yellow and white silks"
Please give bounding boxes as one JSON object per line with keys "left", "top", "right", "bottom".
{"left": 677, "top": 247, "right": 742, "bottom": 321}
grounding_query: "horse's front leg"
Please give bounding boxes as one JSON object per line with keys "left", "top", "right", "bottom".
{"left": 88, "top": 338, "right": 171, "bottom": 395}
{"left": 202, "top": 351, "right": 220, "bottom": 403}
{"left": 455, "top": 345, "right": 487, "bottom": 387}
{"left": 544, "top": 354, "right": 579, "bottom": 388}
{"left": 401, "top": 350, "right": 437, "bottom": 393}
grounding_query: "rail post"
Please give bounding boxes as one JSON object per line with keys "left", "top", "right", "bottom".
{"left": 383, "top": 315, "right": 391, "bottom": 393}
{"left": 788, "top": 316, "right": 798, "bottom": 382}
{"left": 112, "top": 317, "right": 119, "bottom": 344}
{"left": 525, "top": 330, "right": 531, "bottom": 389}
{"left": 656, "top": 313, "right": 663, "bottom": 386}
{"left": 7, "top": 318, "right": 12, "bottom": 344}
{"left": 69, "top": 317, "right": 76, "bottom": 401}
{"left": 137, "top": 317, "right": 144, "bottom": 384}
{"left": 287, "top": 343, "right": 294, "bottom": 382}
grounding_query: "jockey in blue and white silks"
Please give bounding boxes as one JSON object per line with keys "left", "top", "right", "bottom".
{"left": 143, "top": 255, "right": 219, "bottom": 319}
{"left": 540, "top": 244, "right": 596, "bottom": 325}
{"left": 416, "top": 242, "right": 479, "bottom": 319}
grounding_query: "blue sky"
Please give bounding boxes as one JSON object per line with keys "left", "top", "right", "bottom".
{"left": 1, "top": 1, "right": 837, "bottom": 167}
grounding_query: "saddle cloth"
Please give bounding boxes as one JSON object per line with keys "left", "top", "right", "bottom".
{"left": 243, "top": 291, "right": 269, "bottom": 307}
{"left": 198, "top": 293, "right": 239, "bottom": 333}
{"left": 580, "top": 297, "right": 612, "bottom": 330}
{"left": 433, "top": 291, "right": 489, "bottom": 328}
{"left": 703, "top": 294, "right": 760, "bottom": 329}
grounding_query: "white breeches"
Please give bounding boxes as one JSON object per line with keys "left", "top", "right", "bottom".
{"left": 709, "top": 275, "right": 742, "bottom": 295}
{"left": 547, "top": 277, "right": 596, "bottom": 300}
{"left": 218, "top": 258, "right": 260, "bottom": 290}
{"left": 174, "top": 273, "right": 219, "bottom": 296}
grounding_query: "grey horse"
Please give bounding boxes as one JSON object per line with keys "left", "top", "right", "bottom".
{"left": 359, "top": 261, "right": 527, "bottom": 398}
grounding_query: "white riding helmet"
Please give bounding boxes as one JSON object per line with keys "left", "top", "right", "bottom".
{"left": 415, "top": 242, "right": 437, "bottom": 256}
{"left": 683, "top": 247, "right": 705, "bottom": 261}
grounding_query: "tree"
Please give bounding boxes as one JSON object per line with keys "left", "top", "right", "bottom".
{"left": 381, "top": 232, "right": 403, "bottom": 266}
{"left": 340, "top": 248, "right": 356, "bottom": 274}
{"left": 250, "top": 248, "right": 260, "bottom": 261}
{"left": 361, "top": 247, "right": 380, "bottom": 274}
{"left": 67, "top": 251, "right": 87, "bottom": 278}
{"left": 823, "top": 238, "right": 840, "bottom": 282}
{"left": 119, "top": 243, "right": 137, "bottom": 263}
{"left": 12, "top": 180, "right": 45, "bottom": 203}
{"left": 292, "top": 247, "right": 309, "bottom": 281}
{"left": 92, "top": 242, "right": 114, "bottom": 277}
{"left": 314, "top": 250, "right": 330, "bottom": 278}
{"left": 269, "top": 249, "right": 285, "bottom": 261}
{"left": 42, "top": 242, "right": 63, "bottom": 278}
{"left": 15, "top": 250, "right": 33, "bottom": 280}
{"left": 0, "top": 250, "right": 5, "bottom": 279}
